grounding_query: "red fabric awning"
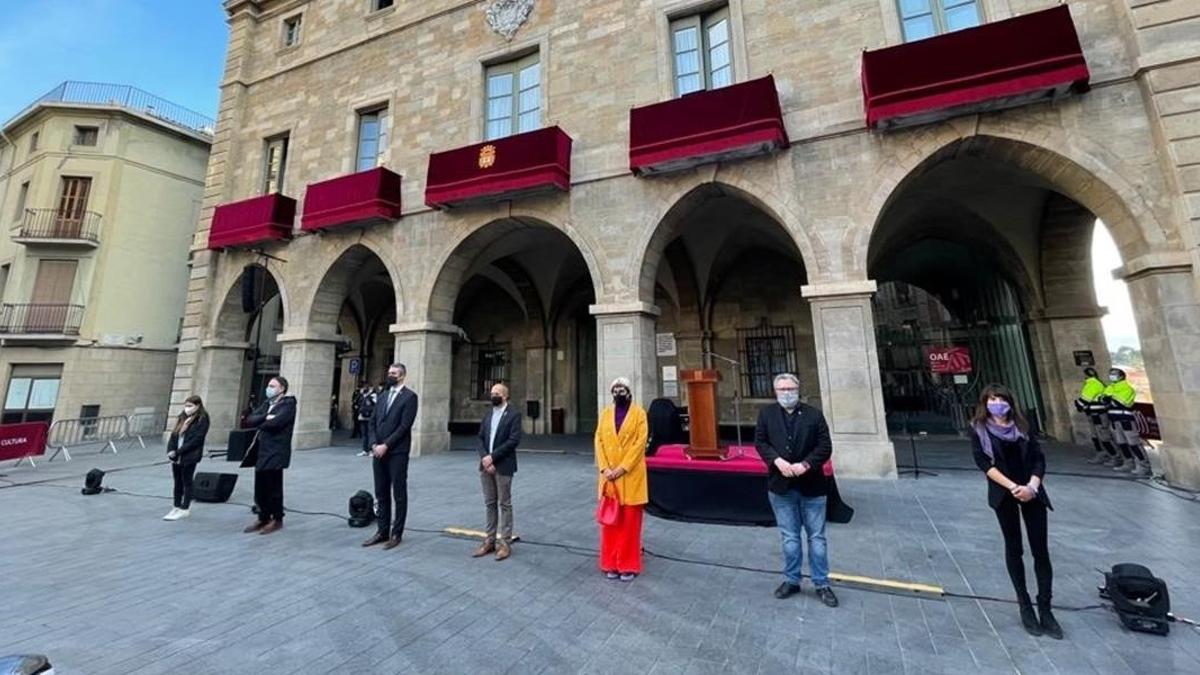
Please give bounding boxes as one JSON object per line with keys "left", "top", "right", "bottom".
{"left": 207, "top": 193, "right": 295, "bottom": 250}
{"left": 302, "top": 167, "right": 403, "bottom": 232}
{"left": 424, "top": 126, "right": 572, "bottom": 209}
{"left": 862, "top": 5, "right": 1090, "bottom": 130}
{"left": 629, "top": 74, "right": 789, "bottom": 176}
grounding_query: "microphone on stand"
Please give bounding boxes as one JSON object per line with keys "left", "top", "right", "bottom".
{"left": 703, "top": 350, "right": 744, "bottom": 448}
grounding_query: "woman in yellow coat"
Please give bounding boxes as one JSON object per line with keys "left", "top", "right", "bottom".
{"left": 594, "top": 376, "right": 649, "bottom": 581}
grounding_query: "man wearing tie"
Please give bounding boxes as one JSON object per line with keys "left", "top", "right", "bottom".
{"left": 362, "top": 363, "right": 418, "bottom": 550}
{"left": 473, "top": 382, "right": 522, "bottom": 560}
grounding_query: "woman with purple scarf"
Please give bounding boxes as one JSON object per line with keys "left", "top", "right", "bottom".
{"left": 970, "top": 384, "right": 1062, "bottom": 640}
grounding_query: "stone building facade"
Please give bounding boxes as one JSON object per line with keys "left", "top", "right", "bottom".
{"left": 0, "top": 83, "right": 211, "bottom": 427}
{"left": 176, "top": 0, "right": 1200, "bottom": 487}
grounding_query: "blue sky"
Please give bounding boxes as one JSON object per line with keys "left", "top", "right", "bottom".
{"left": 0, "top": 0, "right": 227, "bottom": 122}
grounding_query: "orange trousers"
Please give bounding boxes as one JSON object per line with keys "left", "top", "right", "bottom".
{"left": 599, "top": 504, "right": 644, "bottom": 574}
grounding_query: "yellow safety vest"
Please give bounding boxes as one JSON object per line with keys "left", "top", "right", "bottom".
{"left": 1104, "top": 380, "right": 1136, "bottom": 407}
{"left": 1080, "top": 377, "right": 1105, "bottom": 402}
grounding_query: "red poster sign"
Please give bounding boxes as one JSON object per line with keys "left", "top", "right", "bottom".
{"left": 926, "top": 346, "right": 973, "bottom": 374}
{"left": 1133, "top": 402, "right": 1161, "bottom": 442}
{"left": 0, "top": 422, "right": 49, "bottom": 462}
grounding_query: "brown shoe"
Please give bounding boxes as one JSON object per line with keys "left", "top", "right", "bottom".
{"left": 382, "top": 536, "right": 401, "bottom": 550}
{"left": 258, "top": 519, "right": 282, "bottom": 535}
{"left": 495, "top": 543, "right": 511, "bottom": 561}
{"left": 243, "top": 521, "right": 266, "bottom": 533}
{"left": 362, "top": 532, "right": 388, "bottom": 547}
{"left": 472, "top": 540, "right": 496, "bottom": 558}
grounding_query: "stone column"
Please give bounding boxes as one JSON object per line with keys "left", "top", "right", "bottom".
{"left": 391, "top": 322, "right": 456, "bottom": 456}
{"left": 801, "top": 281, "right": 897, "bottom": 479}
{"left": 277, "top": 332, "right": 338, "bottom": 450}
{"left": 189, "top": 339, "right": 250, "bottom": 446}
{"left": 1025, "top": 307, "right": 1109, "bottom": 444}
{"left": 1122, "top": 258, "right": 1200, "bottom": 489}
{"left": 524, "top": 344, "right": 547, "bottom": 434}
{"left": 590, "top": 303, "right": 660, "bottom": 413}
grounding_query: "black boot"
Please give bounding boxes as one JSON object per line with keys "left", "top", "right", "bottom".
{"left": 1038, "top": 602, "right": 1063, "bottom": 639}
{"left": 1019, "top": 601, "right": 1042, "bottom": 636}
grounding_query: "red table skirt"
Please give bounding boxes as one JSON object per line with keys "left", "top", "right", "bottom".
{"left": 648, "top": 444, "right": 835, "bottom": 476}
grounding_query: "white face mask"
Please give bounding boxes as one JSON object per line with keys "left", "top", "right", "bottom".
{"left": 776, "top": 391, "right": 800, "bottom": 408}
{"left": 1109, "top": 374, "right": 1120, "bottom": 383}
{"left": 183, "top": 404, "right": 198, "bottom": 416}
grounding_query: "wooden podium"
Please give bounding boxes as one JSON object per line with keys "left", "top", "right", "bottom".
{"left": 681, "top": 369, "right": 721, "bottom": 459}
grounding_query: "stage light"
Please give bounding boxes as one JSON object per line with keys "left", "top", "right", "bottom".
{"left": 81, "top": 469, "right": 105, "bottom": 495}
{"left": 347, "top": 490, "right": 375, "bottom": 528}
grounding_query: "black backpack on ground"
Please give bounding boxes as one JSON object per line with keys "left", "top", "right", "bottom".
{"left": 1100, "top": 563, "right": 1171, "bottom": 635}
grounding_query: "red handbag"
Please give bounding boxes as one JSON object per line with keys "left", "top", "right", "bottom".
{"left": 596, "top": 482, "right": 620, "bottom": 526}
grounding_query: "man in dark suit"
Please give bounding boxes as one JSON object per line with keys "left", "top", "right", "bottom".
{"left": 362, "top": 363, "right": 418, "bottom": 550}
{"left": 473, "top": 382, "right": 522, "bottom": 560}
{"left": 755, "top": 372, "right": 838, "bottom": 608}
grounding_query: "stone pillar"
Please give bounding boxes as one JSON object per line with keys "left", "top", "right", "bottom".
{"left": 801, "top": 281, "right": 897, "bottom": 479}
{"left": 590, "top": 303, "right": 660, "bottom": 413}
{"left": 524, "top": 344, "right": 547, "bottom": 434}
{"left": 1026, "top": 308, "right": 1109, "bottom": 444}
{"left": 1122, "top": 259, "right": 1200, "bottom": 489}
{"left": 391, "top": 322, "right": 456, "bottom": 456}
{"left": 190, "top": 339, "right": 250, "bottom": 446}
{"left": 277, "top": 333, "right": 337, "bottom": 450}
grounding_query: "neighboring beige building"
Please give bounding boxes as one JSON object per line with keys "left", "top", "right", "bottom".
{"left": 176, "top": 0, "right": 1200, "bottom": 487}
{"left": 0, "top": 82, "right": 212, "bottom": 427}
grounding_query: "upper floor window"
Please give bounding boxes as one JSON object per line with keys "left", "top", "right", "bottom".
{"left": 898, "top": 0, "right": 981, "bottom": 42}
{"left": 356, "top": 106, "right": 388, "bottom": 172}
{"left": 15, "top": 182, "right": 30, "bottom": 220}
{"left": 372, "top": 0, "right": 395, "bottom": 11}
{"left": 485, "top": 52, "right": 540, "bottom": 141}
{"left": 282, "top": 14, "right": 302, "bottom": 48}
{"left": 671, "top": 6, "right": 732, "bottom": 97}
{"left": 262, "top": 134, "right": 289, "bottom": 194}
{"left": 29, "top": 132, "right": 39, "bottom": 154}
{"left": 72, "top": 126, "right": 98, "bottom": 146}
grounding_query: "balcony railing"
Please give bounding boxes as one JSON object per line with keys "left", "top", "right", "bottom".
{"left": 5, "top": 81, "right": 215, "bottom": 137}
{"left": 15, "top": 209, "right": 102, "bottom": 245}
{"left": 0, "top": 304, "right": 85, "bottom": 336}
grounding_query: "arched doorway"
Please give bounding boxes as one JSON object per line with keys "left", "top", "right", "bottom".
{"left": 867, "top": 136, "right": 1160, "bottom": 447}
{"left": 640, "top": 183, "right": 818, "bottom": 439}
{"left": 426, "top": 217, "right": 600, "bottom": 443}
{"left": 205, "top": 262, "right": 286, "bottom": 441}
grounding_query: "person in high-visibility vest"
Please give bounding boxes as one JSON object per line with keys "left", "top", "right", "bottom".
{"left": 1073, "top": 368, "right": 1115, "bottom": 464}
{"left": 1101, "top": 368, "right": 1150, "bottom": 477}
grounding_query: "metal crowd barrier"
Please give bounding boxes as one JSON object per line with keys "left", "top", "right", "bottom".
{"left": 45, "top": 415, "right": 132, "bottom": 462}
{"left": 127, "top": 412, "right": 168, "bottom": 449}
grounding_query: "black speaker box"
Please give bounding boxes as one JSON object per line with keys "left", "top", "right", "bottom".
{"left": 193, "top": 472, "right": 238, "bottom": 503}
{"left": 241, "top": 265, "right": 263, "bottom": 313}
{"left": 226, "top": 428, "right": 256, "bottom": 463}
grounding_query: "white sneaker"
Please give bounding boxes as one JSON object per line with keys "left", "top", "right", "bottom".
{"left": 175, "top": 508, "right": 191, "bottom": 519}
{"left": 163, "top": 508, "right": 181, "bottom": 521}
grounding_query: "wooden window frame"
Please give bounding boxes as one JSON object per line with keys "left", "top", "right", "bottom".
{"left": 896, "top": 0, "right": 982, "bottom": 42}
{"left": 484, "top": 51, "right": 541, "bottom": 141}
{"left": 355, "top": 105, "right": 388, "bottom": 172}
{"left": 262, "top": 134, "right": 290, "bottom": 195}
{"left": 670, "top": 5, "right": 733, "bottom": 97}
{"left": 282, "top": 13, "right": 303, "bottom": 48}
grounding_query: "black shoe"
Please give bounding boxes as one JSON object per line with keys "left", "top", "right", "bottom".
{"left": 815, "top": 586, "right": 839, "bottom": 608}
{"left": 1038, "top": 604, "right": 1063, "bottom": 639}
{"left": 773, "top": 582, "right": 801, "bottom": 599}
{"left": 1019, "top": 603, "right": 1043, "bottom": 636}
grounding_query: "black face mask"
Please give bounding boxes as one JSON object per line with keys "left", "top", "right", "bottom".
{"left": 490, "top": 395, "right": 504, "bottom": 407}
{"left": 386, "top": 376, "right": 399, "bottom": 387}
{"left": 613, "top": 393, "right": 630, "bottom": 405}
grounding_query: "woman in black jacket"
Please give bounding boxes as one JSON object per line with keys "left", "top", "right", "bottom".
{"left": 164, "top": 395, "right": 209, "bottom": 521}
{"left": 970, "top": 383, "right": 1062, "bottom": 639}
{"left": 240, "top": 376, "right": 296, "bottom": 535}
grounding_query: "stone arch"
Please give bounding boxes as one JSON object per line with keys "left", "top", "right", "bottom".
{"left": 849, "top": 130, "right": 1172, "bottom": 277}
{"left": 209, "top": 257, "right": 290, "bottom": 342}
{"left": 300, "top": 239, "right": 403, "bottom": 334}
{"left": 421, "top": 215, "right": 604, "bottom": 325}
{"left": 633, "top": 179, "right": 823, "bottom": 306}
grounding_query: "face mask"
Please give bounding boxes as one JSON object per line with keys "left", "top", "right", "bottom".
{"left": 776, "top": 391, "right": 799, "bottom": 409}
{"left": 986, "top": 401, "right": 1010, "bottom": 417}
{"left": 183, "top": 404, "right": 197, "bottom": 416}
{"left": 386, "top": 376, "right": 400, "bottom": 387}
{"left": 613, "top": 393, "right": 630, "bottom": 405}
{"left": 265, "top": 386, "right": 278, "bottom": 399}
{"left": 1109, "top": 374, "right": 1120, "bottom": 383}
{"left": 490, "top": 395, "right": 504, "bottom": 407}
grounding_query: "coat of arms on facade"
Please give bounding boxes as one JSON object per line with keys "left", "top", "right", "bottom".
{"left": 478, "top": 144, "right": 497, "bottom": 169}
{"left": 485, "top": 0, "right": 534, "bottom": 41}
